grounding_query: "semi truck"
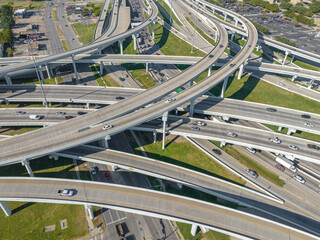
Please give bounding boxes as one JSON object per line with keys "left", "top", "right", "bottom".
{"left": 275, "top": 156, "right": 297, "bottom": 172}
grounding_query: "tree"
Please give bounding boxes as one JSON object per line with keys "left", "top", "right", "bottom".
{"left": 269, "top": 3, "right": 279, "bottom": 12}
{"left": 279, "top": 2, "right": 292, "bottom": 10}
{"left": 296, "top": 14, "right": 315, "bottom": 25}
{"left": 0, "top": 29, "right": 13, "bottom": 44}
{"left": 83, "top": 7, "right": 89, "bottom": 12}
{"left": 283, "top": 9, "right": 296, "bottom": 18}
{"left": 90, "top": 3, "right": 95, "bottom": 8}
{"left": 309, "top": 4, "right": 320, "bottom": 13}
{"left": 0, "top": 15, "right": 14, "bottom": 29}
{"left": 94, "top": 9, "right": 101, "bottom": 16}
{"left": 6, "top": 47, "right": 13, "bottom": 57}
{"left": 0, "top": 5, "right": 13, "bottom": 17}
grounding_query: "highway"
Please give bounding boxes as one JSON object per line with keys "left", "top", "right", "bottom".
{"left": 0, "top": 177, "right": 318, "bottom": 240}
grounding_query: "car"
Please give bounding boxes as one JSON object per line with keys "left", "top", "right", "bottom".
{"left": 65, "top": 24, "right": 68, "bottom": 27}
{"left": 230, "top": 63, "right": 235, "bottom": 67}
{"left": 219, "top": 44, "right": 224, "bottom": 48}
{"left": 227, "top": 132, "right": 237, "bottom": 137}
{"left": 65, "top": 116, "right": 74, "bottom": 120}
{"left": 246, "top": 147, "right": 256, "bottom": 153}
{"left": 15, "top": 111, "right": 26, "bottom": 115}
{"left": 307, "top": 144, "right": 320, "bottom": 150}
{"left": 165, "top": 98, "right": 176, "bottom": 103}
{"left": 7, "top": 90, "right": 13, "bottom": 93}
{"left": 208, "top": 54, "right": 214, "bottom": 58}
{"left": 193, "top": 121, "right": 206, "bottom": 126}
{"left": 304, "top": 122, "right": 314, "bottom": 127}
{"left": 275, "top": 164, "right": 285, "bottom": 171}
{"left": 269, "top": 137, "right": 281, "bottom": 144}
{"left": 301, "top": 114, "right": 311, "bottom": 119}
{"left": 294, "top": 175, "right": 306, "bottom": 184}
{"left": 91, "top": 167, "right": 96, "bottom": 175}
{"left": 212, "top": 149, "right": 222, "bottom": 155}
{"left": 77, "top": 111, "right": 86, "bottom": 115}
{"left": 58, "top": 189, "right": 74, "bottom": 197}
{"left": 266, "top": 108, "right": 277, "bottom": 112}
{"left": 105, "top": 173, "right": 110, "bottom": 180}
{"left": 245, "top": 169, "right": 258, "bottom": 178}
{"left": 116, "top": 96, "right": 124, "bottom": 100}
{"left": 103, "top": 125, "right": 113, "bottom": 130}
{"left": 56, "top": 111, "right": 66, "bottom": 115}
{"left": 289, "top": 145, "right": 299, "bottom": 151}
{"left": 29, "top": 114, "right": 42, "bottom": 120}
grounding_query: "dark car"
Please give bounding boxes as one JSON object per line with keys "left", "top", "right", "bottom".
{"left": 219, "top": 44, "right": 224, "bottom": 48}
{"left": 116, "top": 96, "right": 125, "bottom": 100}
{"left": 266, "top": 108, "right": 277, "bottom": 112}
{"left": 230, "top": 64, "right": 235, "bottom": 67}
{"left": 209, "top": 54, "right": 214, "bottom": 58}
{"left": 77, "top": 111, "right": 86, "bottom": 115}
{"left": 307, "top": 144, "right": 320, "bottom": 150}
{"left": 15, "top": 111, "right": 26, "bottom": 115}
{"left": 212, "top": 149, "right": 222, "bottom": 155}
{"left": 301, "top": 114, "right": 311, "bottom": 119}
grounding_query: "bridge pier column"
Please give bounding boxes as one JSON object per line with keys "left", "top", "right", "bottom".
{"left": 153, "top": 130, "right": 157, "bottom": 143}
{"left": 256, "top": 44, "right": 260, "bottom": 51}
{"left": 177, "top": 182, "right": 183, "bottom": 189}
{"left": 146, "top": 62, "right": 149, "bottom": 72}
{"left": 38, "top": 66, "right": 46, "bottom": 84}
{"left": 118, "top": 40, "right": 123, "bottom": 55}
{"left": 46, "top": 64, "right": 51, "bottom": 79}
{"left": 237, "top": 63, "right": 244, "bottom": 80}
{"left": 111, "top": 165, "right": 118, "bottom": 171}
{"left": 132, "top": 34, "right": 137, "bottom": 50}
{"left": 208, "top": 66, "right": 212, "bottom": 77}
{"left": 230, "top": 31, "right": 235, "bottom": 41}
{"left": 0, "top": 201, "right": 11, "bottom": 216}
{"left": 212, "top": 9, "right": 215, "bottom": 15}
{"left": 189, "top": 99, "right": 195, "bottom": 117}
{"left": 290, "top": 54, "right": 295, "bottom": 63}
{"left": 49, "top": 154, "right": 59, "bottom": 161}
{"left": 287, "top": 128, "right": 296, "bottom": 135}
{"left": 86, "top": 102, "right": 90, "bottom": 109}
{"left": 21, "top": 159, "right": 34, "bottom": 177}
{"left": 220, "top": 141, "right": 226, "bottom": 147}
{"left": 235, "top": 19, "right": 238, "bottom": 26}
{"left": 100, "top": 61, "right": 104, "bottom": 74}
{"left": 191, "top": 224, "right": 198, "bottom": 236}
{"left": 86, "top": 204, "right": 94, "bottom": 219}
{"left": 162, "top": 111, "right": 168, "bottom": 150}
{"left": 278, "top": 126, "right": 283, "bottom": 131}
{"left": 282, "top": 51, "right": 289, "bottom": 66}
{"left": 224, "top": 14, "right": 227, "bottom": 21}
{"left": 200, "top": 226, "right": 209, "bottom": 233}
{"left": 291, "top": 75, "right": 297, "bottom": 82}
{"left": 152, "top": 21, "right": 155, "bottom": 40}
{"left": 4, "top": 75, "right": 12, "bottom": 85}
{"left": 221, "top": 77, "right": 229, "bottom": 98}
{"left": 101, "top": 135, "right": 111, "bottom": 149}
{"left": 215, "top": 31, "right": 218, "bottom": 43}
{"left": 71, "top": 54, "right": 79, "bottom": 82}
{"left": 308, "top": 79, "right": 315, "bottom": 89}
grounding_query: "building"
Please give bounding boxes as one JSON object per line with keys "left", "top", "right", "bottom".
{"left": 14, "top": 8, "right": 26, "bottom": 16}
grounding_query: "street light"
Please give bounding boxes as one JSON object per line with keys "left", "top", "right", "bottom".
{"left": 32, "top": 56, "right": 48, "bottom": 108}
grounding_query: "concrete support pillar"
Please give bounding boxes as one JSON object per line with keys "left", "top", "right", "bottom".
{"left": 152, "top": 21, "right": 155, "bottom": 40}
{"left": 221, "top": 77, "right": 228, "bottom": 98}
{"left": 235, "top": 32, "right": 238, "bottom": 40}
{"left": 46, "top": 64, "right": 51, "bottom": 79}
{"left": 256, "top": 44, "right": 260, "bottom": 51}
{"left": 287, "top": 128, "right": 296, "bottom": 135}
{"left": 191, "top": 224, "right": 198, "bottom": 236}
{"left": 278, "top": 126, "right": 283, "bottom": 131}
{"left": 146, "top": 62, "right": 149, "bottom": 72}
{"left": 190, "top": 79, "right": 194, "bottom": 87}
{"left": 282, "top": 51, "right": 289, "bottom": 66}
{"left": 132, "top": 34, "right": 137, "bottom": 50}
{"left": 235, "top": 19, "right": 238, "bottom": 26}
{"left": 215, "top": 32, "right": 218, "bottom": 43}
{"left": 308, "top": 79, "right": 315, "bottom": 89}
{"left": 291, "top": 75, "right": 297, "bottom": 82}
{"left": 230, "top": 31, "right": 234, "bottom": 41}
{"left": 100, "top": 61, "right": 104, "bottom": 74}
{"left": 0, "top": 201, "right": 11, "bottom": 216}
{"left": 86, "top": 102, "right": 90, "bottom": 109}
{"left": 200, "top": 226, "right": 209, "bottom": 233}
{"left": 208, "top": 66, "right": 212, "bottom": 77}
{"left": 290, "top": 54, "right": 295, "bottom": 63}
{"left": 237, "top": 63, "right": 244, "bottom": 80}
{"left": 212, "top": 9, "right": 215, "bottom": 15}
{"left": 220, "top": 141, "right": 226, "bottom": 147}
{"left": 177, "top": 182, "right": 183, "bottom": 189}
{"left": 71, "top": 54, "right": 79, "bottom": 82}
{"left": 111, "top": 165, "right": 118, "bottom": 171}
{"left": 38, "top": 66, "right": 46, "bottom": 84}
{"left": 224, "top": 14, "right": 227, "bottom": 21}
{"left": 162, "top": 111, "right": 168, "bottom": 150}
{"left": 101, "top": 135, "right": 111, "bottom": 149}
{"left": 86, "top": 204, "right": 94, "bottom": 219}
{"left": 4, "top": 75, "right": 12, "bottom": 85}
{"left": 222, "top": 116, "right": 229, "bottom": 121}
{"left": 118, "top": 40, "right": 123, "bottom": 55}
{"left": 21, "top": 160, "right": 34, "bottom": 177}
{"left": 189, "top": 99, "right": 195, "bottom": 117}
{"left": 153, "top": 130, "right": 157, "bottom": 143}
{"left": 49, "top": 154, "right": 59, "bottom": 161}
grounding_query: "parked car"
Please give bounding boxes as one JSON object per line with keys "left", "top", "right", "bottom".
{"left": 246, "top": 169, "right": 258, "bottom": 178}
{"left": 294, "top": 175, "right": 306, "bottom": 184}
{"left": 103, "top": 125, "right": 113, "bottom": 130}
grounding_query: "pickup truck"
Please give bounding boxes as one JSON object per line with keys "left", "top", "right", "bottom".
{"left": 58, "top": 189, "right": 74, "bottom": 197}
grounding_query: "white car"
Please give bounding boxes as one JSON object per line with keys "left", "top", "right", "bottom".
{"left": 304, "top": 122, "right": 314, "bottom": 127}
{"left": 289, "top": 145, "right": 299, "bottom": 151}
{"left": 246, "top": 147, "right": 256, "bottom": 153}
{"left": 58, "top": 189, "right": 74, "bottom": 197}
{"left": 269, "top": 137, "right": 281, "bottom": 144}
{"left": 29, "top": 114, "right": 41, "bottom": 120}
{"left": 165, "top": 98, "right": 176, "bottom": 103}
{"left": 103, "top": 125, "right": 113, "bottom": 130}
{"left": 294, "top": 175, "right": 306, "bottom": 184}
{"left": 227, "top": 132, "right": 237, "bottom": 137}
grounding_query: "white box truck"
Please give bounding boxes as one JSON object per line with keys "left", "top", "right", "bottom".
{"left": 275, "top": 156, "right": 297, "bottom": 172}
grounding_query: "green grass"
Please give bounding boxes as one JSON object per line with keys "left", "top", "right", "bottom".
{"left": 0, "top": 103, "right": 60, "bottom": 109}
{"left": 185, "top": 17, "right": 216, "bottom": 46}
{"left": 234, "top": 37, "right": 246, "bottom": 47}
{"left": 91, "top": 64, "right": 121, "bottom": 87}
{"left": 90, "top": 64, "right": 105, "bottom": 86}
{"left": 44, "top": 78, "right": 56, "bottom": 84}
{"left": 127, "top": 132, "right": 246, "bottom": 186}
{"left": 52, "top": 10, "right": 58, "bottom": 21}
{"left": 157, "top": 0, "right": 182, "bottom": 26}
{"left": 112, "top": 37, "right": 137, "bottom": 55}
{"left": 72, "top": 23, "right": 95, "bottom": 45}
{"left": 149, "top": 22, "right": 205, "bottom": 57}
{"left": 0, "top": 156, "right": 90, "bottom": 240}
{"left": 209, "top": 74, "right": 320, "bottom": 115}
{"left": 122, "top": 63, "right": 155, "bottom": 89}
{"left": 1, "top": 1, "right": 44, "bottom": 10}
{"left": 61, "top": 40, "right": 69, "bottom": 51}
{"left": 3, "top": 126, "right": 40, "bottom": 135}
{"left": 176, "top": 222, "right": 230, "bottom": 240}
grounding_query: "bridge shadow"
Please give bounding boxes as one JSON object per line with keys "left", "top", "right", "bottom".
{"left": 11, "top": 202, "right": 36, "bottom": 215}
{"left": 228, "top": 73, "right": 260, "bottom": 100}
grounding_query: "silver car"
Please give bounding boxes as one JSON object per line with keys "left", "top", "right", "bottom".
{"left": 289, "top": 145, "right": 299, "bottom": 151}
{"left": 227, "top": 132, "right": 238, "bottom": 137}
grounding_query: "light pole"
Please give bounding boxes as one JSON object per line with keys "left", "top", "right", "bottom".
{"left": 191, "top": 24, "right": 196, "bottom": 53}
{"left": 32, "top": 56, "right": 48, "bottom": 108}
